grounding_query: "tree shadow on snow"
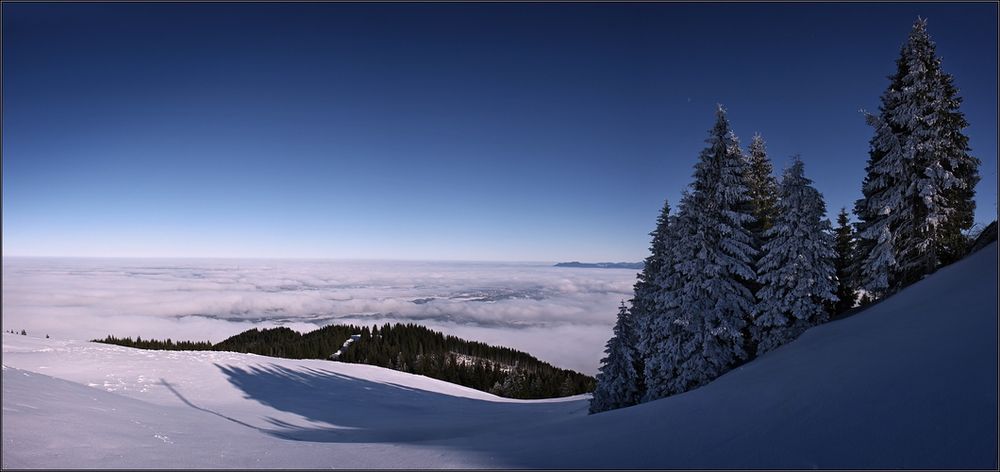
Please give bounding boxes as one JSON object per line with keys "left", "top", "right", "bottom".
{"left": 212, "top": 363, "right": 586, "bottom": 444}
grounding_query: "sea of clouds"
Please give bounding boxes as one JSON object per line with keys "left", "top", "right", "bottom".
{"left": 1, "top": 257, "right": 639, "bottom": 374}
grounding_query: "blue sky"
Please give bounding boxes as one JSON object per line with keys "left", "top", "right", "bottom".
{"left": 3, "top": 3, "right": 997, "bottom": 261}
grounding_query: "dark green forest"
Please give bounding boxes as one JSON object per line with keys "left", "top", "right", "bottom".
{"left": 93, "top": 322, "right": 595, "bottom": 399}
{"left": 92, "top": 335, "right": 214, "bottom": 351}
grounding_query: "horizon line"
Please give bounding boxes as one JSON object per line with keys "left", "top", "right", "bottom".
{"left": 0, "top": 254, "right": 644, "bottom": 265}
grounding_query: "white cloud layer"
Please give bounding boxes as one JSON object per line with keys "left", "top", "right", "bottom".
{"left": 2, "top": 257, "right": 638, "bottom": 374}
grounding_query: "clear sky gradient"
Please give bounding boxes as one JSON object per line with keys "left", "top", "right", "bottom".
{"left": 3, "top": 3, "right": 997, "bottom": 261}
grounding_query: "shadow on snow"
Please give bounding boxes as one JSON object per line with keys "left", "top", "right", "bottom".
{"left": 205, "top": 362, "right": 586, "bottom": 444}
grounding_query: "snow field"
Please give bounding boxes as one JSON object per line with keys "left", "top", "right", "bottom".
{"left": 3, "top": 243, "right": 996, "bottom": 468}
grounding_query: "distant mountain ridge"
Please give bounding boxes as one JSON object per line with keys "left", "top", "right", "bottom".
{"left": 554, "top": 261, "right": 644, "bottom": 269}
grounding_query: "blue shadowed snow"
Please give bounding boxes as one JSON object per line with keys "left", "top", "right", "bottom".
{"left": 2, "top": 243, "right": 996, "bottom": 468}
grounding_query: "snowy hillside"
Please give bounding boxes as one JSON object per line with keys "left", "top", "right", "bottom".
{"left": 3, "top": 243, "right": 997, "bottom": 468}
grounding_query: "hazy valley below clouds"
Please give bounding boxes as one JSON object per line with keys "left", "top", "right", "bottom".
{"left": 1, "top": 257, "right": 638, "bottom": 374}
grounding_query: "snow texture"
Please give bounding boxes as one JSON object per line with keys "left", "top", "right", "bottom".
{"left": 3, "top": 243, "right": 997, "bottom": 468}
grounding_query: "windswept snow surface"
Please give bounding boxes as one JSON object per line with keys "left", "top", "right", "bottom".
{"left": 3, "top": 243, "right": 997, "bottom": 468}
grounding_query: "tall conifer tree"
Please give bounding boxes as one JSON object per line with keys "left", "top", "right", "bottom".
{"left": 642, "top": 194, "right": 686, "bottom": 402}
{"left": 631, "top": 199, "right": 671, "bottom": 399}
{"left": 743, "top": 132, "right": 779, "bottom": 358}
{"left": 856, "top": 18, "right": 980, "bottom": 297}
{"left": 745, "top": 133, "right": 780, "bottom": 242}
{"left": 647, "top": 105, "right": 757, "bottom": 395}
{"left": 833, "top": 208, "right": 858, "bottom": 314}
{"left": 754, "top": 158, "right": 838, "bottom": 355}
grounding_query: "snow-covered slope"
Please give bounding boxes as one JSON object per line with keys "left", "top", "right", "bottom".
{"left": 3, "top": 243, "right": 997, "bottom": 468}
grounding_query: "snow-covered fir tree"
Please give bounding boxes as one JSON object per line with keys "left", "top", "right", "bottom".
{"left": 754, "top": 157, "right": 838, "bottom": 355}
{"left": 645, "top": 105, "right": 757, "bottom": 397}
{"left": 630, "top": 199, "right": 672, "bottom": 399}
{"left": 855, "top": 17, "right": 980, "bottom": 297}
{"left": 745, "top": 133, "right": 780, "bottom": 243}
{"left": 590, "top": 301, "right": 642, "bottom": 413}
{"left": 855, "top": 108, "right": 905, "bottom": 299}
{"left": 742, "top": 132, "right": 780, "bottom": 358}
{"left": 833, "top": 208, "right": 858, "bottom": 314}
{"left": 641, "top": 194, "right": 687, "bottom": 402}
{"left": 632, "top": 200, "right": 672, "bottom": 323}
{"left": 891, "top": 18, "right": 980, "bottom": 283}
